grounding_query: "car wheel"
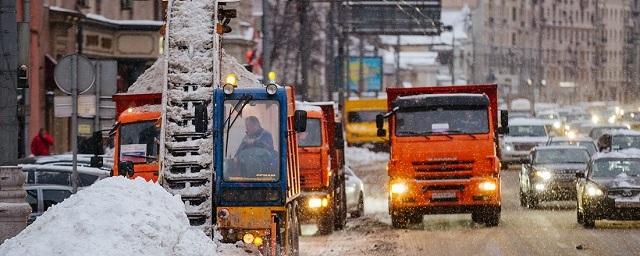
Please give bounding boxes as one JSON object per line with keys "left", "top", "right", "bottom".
{"left": 351, "top": 193, "right": 364, "bottom": 218}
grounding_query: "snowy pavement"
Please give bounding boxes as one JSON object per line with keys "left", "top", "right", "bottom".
{"left": 300, "top": 150, "right": 640, "bottom": 256}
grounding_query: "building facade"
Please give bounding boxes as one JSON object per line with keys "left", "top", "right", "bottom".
{"left": 469, "top": 0, "right": 634, "bottom": 104}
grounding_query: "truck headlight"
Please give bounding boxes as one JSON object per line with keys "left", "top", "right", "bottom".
{"left": 390, "top": 182, "right": 408, "bottom": 194}
{"left": 586, "top": 184, "right": 604, "bottom": 197}
{"left": 223, "top": 83, "right": 235, "bottom": 95}
{"left": 535, "top": 170, "right": 552, "bottom": 180}
{"left": 479, "top": 181, "right": 497, "bottom": 191}
{"left": 243, "top": 233, "right": 254, "bottom": 244}
{"left": 266, "top": 83, "right": 278, "bottom": 95}
{"left": 308, "top": 198, "right": 323, "bottom": 208}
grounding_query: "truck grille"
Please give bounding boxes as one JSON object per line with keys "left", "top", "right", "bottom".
{"left": 608, "top": 189, "right": 640, "bottom": 198}
{"left": 299, "top": 172, "right": 322, "bottom": 188}
{"left": 413, "top": 160, "right": 474, "bottom": 181}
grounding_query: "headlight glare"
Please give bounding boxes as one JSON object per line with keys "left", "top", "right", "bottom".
{"left": 535, "top": 170, "right": 552, "bottom": 180}
{"left": 390, "top": 182, "right": 408, "bottom": 194}
{"left": 308, "top": 198, "right": 323, "bottom": 208}
{"left": 479, "top": 181, "right": 497, "bottom": 191}
{"left": 586, "top": 184, "right": 604, "bottom": 197}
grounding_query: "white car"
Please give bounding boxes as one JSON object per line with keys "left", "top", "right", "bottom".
{"left": 19, "top": 164, "right": 110, "bottom": 188}
{"left": 501, "top": 118, "right": 550, "bottom": 167}
{"left": 345, "top": 166, "right": 364, "bottom": 218}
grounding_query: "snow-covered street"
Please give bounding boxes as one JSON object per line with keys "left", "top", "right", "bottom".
{"left": 299, "top": 150, "right": 640, "bottom": 256}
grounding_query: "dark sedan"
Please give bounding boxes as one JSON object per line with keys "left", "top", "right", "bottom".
{"left": 576, "top": 151, "right": 640, "bottom": 228}
{"left": 520, "top": 146, "right": 590, "bottom": 208}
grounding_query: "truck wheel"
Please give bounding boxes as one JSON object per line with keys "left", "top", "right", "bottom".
{"left": 318, "top": 208, "right": 335, "bottom": 235}
{"left": 391, "top": 211, "right": 409, "bottom": 229}
{"left": 483, "top": 207, "right": 500, "bottom": 227}
{"left": 286, "top": 205, "right": 300, "bottom": 256}
{"left": 582, "top": 210, "right": 596, "bottom": 228}
{"left": 351, "top": 193, "right": 365, "bottom": 218}
{"left": 408, "top": 213, "right": 423, "bottom": 225}
{"left": 334, "top": 181, "right": 347, "bottom": 230}
{"left": 471, "top": 211, "right": 483, "bottom": 224}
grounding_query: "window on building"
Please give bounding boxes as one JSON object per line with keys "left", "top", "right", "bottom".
{"left": 86, "top": 35, "right": 99, "bottom": 47}
{"left": 512, "top": 7, "right": 517, "bottom": 21}
{"left": 121, "top": 0, "right": 133, "bottom": 10}
{"left": 77, "top": 0, "right": 88, "bottom": 8}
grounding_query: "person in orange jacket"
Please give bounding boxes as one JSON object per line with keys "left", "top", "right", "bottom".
{"left": 31, "top": 128, "right": 54, "bottom": 156}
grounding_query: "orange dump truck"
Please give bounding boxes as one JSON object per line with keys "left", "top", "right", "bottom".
{"left": 296, "top": 102, "right": 347, "bottom": 234}
{"left": 111, "top": 93, "right": 162, "bottom": 181}
{"left": 377, "top": 85, "right": 508, "bottom": 228}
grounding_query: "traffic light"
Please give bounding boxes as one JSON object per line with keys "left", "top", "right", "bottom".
{"left": 17, "top": 65, "right": 28, "bottom": 88}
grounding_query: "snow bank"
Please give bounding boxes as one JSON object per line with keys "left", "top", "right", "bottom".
{"left": 346, "top": 147, "right": 389, "bottom": 167}
{"left": 0, "top": 177, "right": 246, "bottom": 256}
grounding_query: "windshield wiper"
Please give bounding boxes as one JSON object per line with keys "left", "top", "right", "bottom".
{"left": 121, "top": 154, "right": 157, "bottom": 160}
{"left": 446, "top": 130, "right": 477, "bottom": 139}
{"left": 398, "top": 131, "right": 431, "bottom": 140}
{"left": 423, "top": 131, "right": 453, "bottom": 139}
{"left": 224, "top": 95, "right": 253, "bottom": 157}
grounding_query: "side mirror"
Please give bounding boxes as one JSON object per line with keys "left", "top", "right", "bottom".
{"left": 377, "top": 128, "right": 387, "bottom": 137}
{"left": 91, "top": 131, "right": 104, "bottom": 155}
{"left": 499, "top": 110, "right": 509, "bottom": 134}
{"left": 376, "top": 114, "right": 384, "bottom": 129}
{"left": 194, "top": 104, "right": 209, "bottom": 133}
{"left": 335, "top": 123, "right": 345, "bottom": 150}
{"left": 576, "top": 171, "right": 585, "bottom": 179}
{"left": 294, "top": 110, "right": 307, "bottom": 132}
{"left": 118, "top": 161, "right": 134, "bottom": 177}
{"left": 90, "top": 156, "right": 103, "bottom": 168}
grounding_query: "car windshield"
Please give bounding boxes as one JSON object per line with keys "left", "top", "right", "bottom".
{"left": 36, "top": 171, "right": 71, "bottom": 186}
{"left": 534, "top": 149, "right": 590, "bottom": 164}
{"left": 347, "top": 110, "right": 381, "bottom": 123}
{"left": 298, "top": 118, "right": 322, "bottom": 147}
{"left": 119, "top": 121, "right": 160, "bottom": 164}
{"left": 612, "top": 135, "right": 640, "bottom": 150}
{"left": 223, "top": 99, "right": 280, "bottom": 182}
{"left": 549, "top": 141, "right": 597, "bottom": 155}
{"left": 508, "top": 125, "right": 547, "bottom": 137}
{"left": 396, "top": 107, "right": 489, "bottom": 135}
{"left": 592, "top": 159, "right": 640, "bottom": 178}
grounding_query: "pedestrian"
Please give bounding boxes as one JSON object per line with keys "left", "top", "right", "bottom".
{"left": 31, "top": 128, "right": 54, "bottom": 156}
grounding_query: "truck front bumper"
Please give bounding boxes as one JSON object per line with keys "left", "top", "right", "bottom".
{"left": 297, "top": 192, "right": 332, "bottom": 222}
{"left": 389, "top": 177, "right": 501, "bottom": 214}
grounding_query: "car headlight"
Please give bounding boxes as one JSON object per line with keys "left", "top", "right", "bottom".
{"left": 504, "top": 144, "right": 513, "bottom": 151}
{"left": 535, "top": 170, "right": 552, "bottom": 180}
{"left": 390, "top": 182, "right": 408, "bottom": 194}
{"left": 553, "top": 121, "right": 562, "bottom": 129}
{"left": 478, "top": 181, "right": 497, "bottom": 191}
{"left": 586, "top": 183, "right": 604, "bottom": 197}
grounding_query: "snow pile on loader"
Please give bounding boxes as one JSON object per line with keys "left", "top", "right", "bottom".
{"left": 0, "top": 177, "right": 246, "bottom": 256}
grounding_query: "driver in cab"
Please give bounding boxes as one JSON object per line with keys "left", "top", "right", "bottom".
{"left": 236, "top": 116, "right": 274, "bottom": 154}
{"left": 227, "top": 116, "right": 277, "bottom": 181}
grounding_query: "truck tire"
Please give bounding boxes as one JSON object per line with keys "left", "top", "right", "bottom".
{"left": 286, "top": 205, "right": 300, "bottom": 256}
{"left": 582, "top": 210, "right": 596, "bottom": 228}
{"left": 318, "top": 208, "right": 335, "bottom": 235}
{"left": 351, "top": 193, "right": 364, "bottom": 218}
{"left": 391, "top": 211, "right": 409, "bottom": 229}
{"left": 334, "top": 180, "right": 347, "bottom": 230}
{"left": 408, "top": 213, "right": 423, "bottom": 225}
{"left": 483, "top": 207, "right": 500, "bottom": 227}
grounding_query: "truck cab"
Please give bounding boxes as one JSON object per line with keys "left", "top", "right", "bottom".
{"left": 378, "top": 85, "right": 508, "bottom": 228}
{"left": 344, "top": 98, "right": 388, "bottom": 150}
{"left": 211, "top": 86, "right": 305, "bottom": 255}
{"left": 295, "top": 102, "right": 347, "bottom": 234}
{"left": 112, "top": 93, "right": 162, "bottom": 181}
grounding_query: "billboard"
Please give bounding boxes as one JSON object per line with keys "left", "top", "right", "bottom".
{"left": 345, "top": 0, "right": 442, "bottom": 35}
{"left": 348, "top": 56, "right": 383, "bottom": 92}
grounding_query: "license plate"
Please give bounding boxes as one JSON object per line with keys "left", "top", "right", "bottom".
{"left": 431, "top": 192, "right": 456, "bottom": 200}
{"left": 615, "top": 200, "right": 640, "bottom": 208}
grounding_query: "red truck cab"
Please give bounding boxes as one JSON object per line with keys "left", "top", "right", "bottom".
{"left": 111, "top": 93, "right": 162, "bottom": 181}
{"left": 378, "top": 85, "right": 508, "bottom": 228}
{"left": 296, "top": 102, "right": 347, "bottom": 234}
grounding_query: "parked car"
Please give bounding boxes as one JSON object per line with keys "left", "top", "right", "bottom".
{"left": 596, "top": 129, "right": 640, "bottom": 152}
{"left": 16, "top": 154, "right": 113, "bottom": 171}
{"left": 500, "top": 118, "right": 550, "bottom": 167}
{"left": 25, "top": 185, "right": 73, "bottom": 224}
{"left": 547, "top": 137, "right": 598, "bottom": 156}
{"left": 19, "top": 164, "right": 110, "bottom": 188}
{"left": 344, "top": 166, "right": 364, "bottom": 218}
{"left": 520, "top": 146, "right": 590, "bottom": 208}
{"left": 576, "top": 149, "right": 640, "bottom": 228}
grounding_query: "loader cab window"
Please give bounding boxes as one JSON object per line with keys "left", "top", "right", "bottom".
{"left": 347, "top": 111, "right": 381, "bottom": 123}
{"left": 119, "top": 121, "right": 160, "bottom": 164}
{"left": 223, "top": 100, "right": 280, "bottom": 182}
{"left": 298, "top": 118, "right": 322, "bottom": 147}
{"left": 396, "top": 107, "right": 489, "bottom": 136}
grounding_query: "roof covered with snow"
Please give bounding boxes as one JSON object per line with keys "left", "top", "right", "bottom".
{"left": 606, "top": 129, "right": 640, "bottom": 136}
{"left": 509, "top": 118, "right": 552, "bottom": 126}
{"left": 593, "top": 148, "right": 640, "bottom": 160}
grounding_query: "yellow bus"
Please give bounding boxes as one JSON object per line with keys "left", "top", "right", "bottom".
{"left": 344, "top": 98, "right": 388, "bottom": 150}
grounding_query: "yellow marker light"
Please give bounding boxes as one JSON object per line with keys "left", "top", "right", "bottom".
{"left": 586, "top": 185, "right": 603, "bottom": 197}
{"left": 308, "top": 198, "right": 323, "bottom": 208}
{"left": 127, "top": 108, "right": 133, "bottom": 113}
{"left": 268, "top": 71, "right": 277, "bottom": 82}
{"left": 243, "top": 233, "right": 255, "bottom": 244}
{"left": 390, "top": 182, "right": 408, "bottom": 194}
{"left": 321, "top": 198, "right": 329, "bottom": 207}
{"left": 253, "top": 236, "right": 263, "bottom": 247}
{"left": 225, "top": 73, "right": 238, "bottom": 87}
{"left": 479, "top": 181, "right": 497, "bottom": 191}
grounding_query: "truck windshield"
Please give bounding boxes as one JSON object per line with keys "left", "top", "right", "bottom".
{"left": 612, "top": 135, "right": 640, "bottom": 150}
{"left": 395, "top": 107, "right": 489, "bottom": 135}
{"left": 119, "top": 121, "right": 159, "bottom": 164}
{"left": 298, "top": 118, "right": 322, "bottom": 147}
{"left": 534, "top": 149, "right": 590, "bottom": 164}
{"left": 592, "top": 159, "right": 640, "bottom": 178}
{"left": 223, "top": 100, "right": 280, "bottom": 182}
{"left": 347, "top": 111, "right": 381, "bottom": 123}
{"left": 508, "top": 125, "right": 547, "bottom": 137}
